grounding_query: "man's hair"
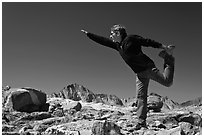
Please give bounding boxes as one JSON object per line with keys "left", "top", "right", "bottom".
{"left": 111, "top": 24, "right": 127, "bottom": 40}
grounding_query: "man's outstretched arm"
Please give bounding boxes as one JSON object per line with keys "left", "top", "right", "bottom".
{"left": 136, "top": 35, "right": 174, "bottom": 50}
{"left": 81, "top": 29, "right": 118, "bottom": 51}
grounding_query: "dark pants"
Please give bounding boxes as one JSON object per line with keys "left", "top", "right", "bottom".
{"left": 135, "top": 55, "right": 175, "bottom": 124}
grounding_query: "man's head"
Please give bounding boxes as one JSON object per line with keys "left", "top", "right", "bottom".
{"left": 110, "top": 24, "right": 127, "bottom": 43}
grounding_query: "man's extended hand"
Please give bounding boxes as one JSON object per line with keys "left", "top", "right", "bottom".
{"left": 81, "top": 29, "right": 88, "bottom": 34}
{"left": 162, "top": 44, "right": 175, "bottom": 50}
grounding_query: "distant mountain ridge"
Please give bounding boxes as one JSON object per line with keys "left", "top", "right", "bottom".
{"left": 49, "top": 83, "right": 201, "bottom": 109}
{"left": 180, "top": 97, "right": 202, "bottom": 107}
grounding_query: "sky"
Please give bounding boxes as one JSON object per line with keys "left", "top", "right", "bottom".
{"left": 2, "top": 2, "right": 202, "bottom": 103}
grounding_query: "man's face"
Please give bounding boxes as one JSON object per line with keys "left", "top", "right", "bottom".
{"left": 110, "top": 30, "right": 121, "bottom": 43}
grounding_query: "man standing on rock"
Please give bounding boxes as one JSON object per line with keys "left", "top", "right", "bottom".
{"left": 81, "top": 24, "right": 175, "bottom": 130}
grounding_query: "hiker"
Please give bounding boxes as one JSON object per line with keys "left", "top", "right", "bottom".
{"left": 81, "top": 24, "right": 175, "bottom": 130}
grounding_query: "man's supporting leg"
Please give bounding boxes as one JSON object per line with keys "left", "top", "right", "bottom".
{"left": 135, "top": 72, "right": 150, "bottom": 127}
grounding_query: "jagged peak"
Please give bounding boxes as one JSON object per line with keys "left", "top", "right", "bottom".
{"left": 64, "top": 83, "right": 88, "bottom": 91}
{"left": 50, "top": 83, "right": 123, "bottom": 106}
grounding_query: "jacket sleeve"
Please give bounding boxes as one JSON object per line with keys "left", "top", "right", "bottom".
{"left": 87, "top": 32, "right": 118, "bottom": 51}
{"left": 136, "top": 35, "right": 163, "bottom": 48}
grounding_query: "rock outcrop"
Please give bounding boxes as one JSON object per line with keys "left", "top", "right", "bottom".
{"left": 92, "top": 120, "right": 122, "bottom": 135}
{"left": 3, "top": 87, "right": 49, "bottom": 113}
{"left": 147, "top": 93, "right": 163, "bottom": 112}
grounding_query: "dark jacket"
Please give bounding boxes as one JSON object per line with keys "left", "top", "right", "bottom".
{"left": 87, "top": 32, "right": 163, "bottom": 73}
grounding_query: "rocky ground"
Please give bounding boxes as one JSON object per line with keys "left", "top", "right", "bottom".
{"left": 2, "top": 84, "right": 202, "bottom": 135}
{"left": 2, "top": 97, "right": 202, "bottom": 135}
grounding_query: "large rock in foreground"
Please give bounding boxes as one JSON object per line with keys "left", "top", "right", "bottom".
{"left": 3, "top": 87, "right": 48, "bottom": 113}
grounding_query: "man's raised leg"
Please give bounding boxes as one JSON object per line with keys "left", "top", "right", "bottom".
{"left": 149, "top": 51, "right": 175, "bottom": 87}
